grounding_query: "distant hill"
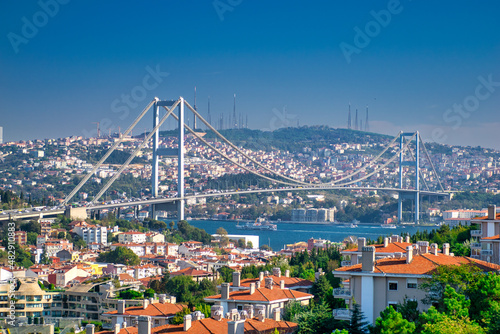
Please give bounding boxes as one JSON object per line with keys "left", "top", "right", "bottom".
{"left": 159, "top": 126, "right": 459, "bottom": 155}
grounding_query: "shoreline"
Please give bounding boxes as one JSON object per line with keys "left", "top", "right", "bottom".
{"left": 186, "top": 218, "right": 441, "bottom": 227}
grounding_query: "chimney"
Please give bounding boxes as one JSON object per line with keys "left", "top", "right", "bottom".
{"left": 227, "top": 320, "right": 245, "bottom": 334}
{"left": 259, "top": 272, "right": 264, "bottom": 281}
{"left": 86, "top": 324, "right": 95, "bottom": 334}
{"left": 265, "top": 277, "right": 273, "bottom": 290}
{"left": 443, "top": 243, "right": 450, "bottom": 256}
{"left": 285, "top": 269, "right": 290, "bottom": 278}
{"left": 405, "top": 235, "right": 410, "bottom": 243}
{"left": 211, "top": 305, "right": 224, "bottom": 321}
{"left": 221, "top": 283, "right": 230, "bottom": 300}
{"left": 255, "top": 305, "right": 266, "bottom": 322}
{"left": 273, "top": 308, "right": 281, "bottom": 321}
{"left": 170, "top": 296, "right": 176, "bottom": 304}
{"left": 417, "top": 241, "right": 429, "bottom": 254}
{"left": 488, "top": 205, "right": 496, "bottom": 220}
{"left": 228, "top": 309, "right": 240, "bottom": 321}
{"left": 192, "top": 311, "right": 204, "bottom": 321}
{"left": 184, "top": 314, "right": 192, "bottom": 331}
{"left": 256, "top": 280, "right": 261, "bottom": 288}
{"left": 159, "top": 294, "right": 166, "bottom": 304}
{"left": 117, "top": 300, "right": 125, "bottom": 314}
{"left": 114, "top": 324, "right": 120, "bottom": 334}
{"left": 239, "top": 310, "right": 249, "bottom": 320}
{"left": 280, "top": 280, "right": 285, "bottom": 290}
{"left": 430, "top": 243, "right": 438, "bottom": 255}
{"left": 249, "top": 282, "right": 256, "bottom": 295}
{"left": 357, "top": 237, "right": 366, "bottom": 250}
{"left": 233, "top": 272, "right": 241, "bottom": 287}
{"left": 138, "top": 316, "right": 151, "bottom": 334}
{"left": 122, "top": 321, "right": 127, "bottom": 329}
{"left": 383, "top": 237, "right": 389, "bottom": 247}
{"left": 361, "top": 246, "right": 375, "bottom": 272}
{"left": 149, "top": 297, "right": 155, "bottom": 305}
{"left": 243, "top": 304, "right": 254, "bottom": 319}
{"left": 272, "top": 267, "right": 281, "bottom": 277}
{"left": 406, "top": 246, "right": 413, "bottom": 264}
{"left": 134, "top": 268, "right": 139, "bottom": 279}
{"left": 391, "top": 235, "right": 398, "bottom": 243}
{"left": 143, "top": 299, "right": 150, "bottom": 310}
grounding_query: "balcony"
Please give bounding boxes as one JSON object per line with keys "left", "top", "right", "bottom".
{"left": 333, "top": 308, "right": 352, "bottom": 320}
{"left": 471, "top": 230, "right": 482, "bottom": 236}
{"left": 471, "top": 243, "right": 482, "bottom": 249}
{"left": 481, "top": 250, "right": 494, "bottom": 256}
{"left": 333, "top": 288, "right": 352, "bottom": 298}
{"left": 341, "top": 261, "right": 352, "bottom": 267}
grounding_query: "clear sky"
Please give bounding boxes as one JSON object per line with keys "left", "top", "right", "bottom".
{"left": 1, "top": 1, "right": 499, "bottom": 149}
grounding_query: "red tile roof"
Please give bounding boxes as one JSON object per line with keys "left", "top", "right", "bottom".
{"left": 106, "top": 302, "right": 186, "bottom": 317}
{"left": 205, "top": 287, "right": 313, "bottom": 303}
{"left": 335, "top": 253, "right": 500, "bottom": 275}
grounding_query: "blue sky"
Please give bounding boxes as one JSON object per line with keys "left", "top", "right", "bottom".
{"left": 1, "top": 1, "right": 499, "bottom": 149}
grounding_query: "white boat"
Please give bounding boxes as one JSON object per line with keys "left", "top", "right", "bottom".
{"left": 236, "top": 218, "right": 277, "bottom": 231}
{"left": 380, "top": 224, "right": 397, "bottom": 229}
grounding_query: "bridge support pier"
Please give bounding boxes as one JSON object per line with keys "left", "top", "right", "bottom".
{"left": 177, "top": 97, "right": 185, "bottom": 222}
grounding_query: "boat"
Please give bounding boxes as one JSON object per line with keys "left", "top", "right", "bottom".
{"left": 236, "top": 218, "right": 277, "bottom": 231}
{"left": 380, "top": 224, "right": 397, "bottom": 229}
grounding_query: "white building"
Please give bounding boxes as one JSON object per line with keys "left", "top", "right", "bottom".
{"left": 72, "top": 222, "right": 107, "bottom": 245}
{"left": 118, "top": 231, "right": 147, "bottom": 244}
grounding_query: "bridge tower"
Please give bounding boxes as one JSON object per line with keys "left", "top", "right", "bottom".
{"left": 398, "top": 131, "right": 420, "bottom": 223}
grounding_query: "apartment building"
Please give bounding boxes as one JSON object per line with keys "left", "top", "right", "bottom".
{"left": 118, "top": 231, "right": 146, "bottom": 244}
{"left": 470, "top": 205, "right": 500, "bottom": 263}
{"left": 72, "top": 222, "right": 108, "bottom": 245}
{"left": 205, "top": 278, "right": 313, "bottom": 318}
{"left": 333, "top": 243, "right": 500, "bottom": 324}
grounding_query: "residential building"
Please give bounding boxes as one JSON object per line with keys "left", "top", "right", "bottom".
{"left": 205, "top": 277, "right": 313, "bottom": 318}
{"left": 333, "top": 242, "right": 500, "bottom": 324}
{"left": 72, "top": 222, "right": 108, "bottom": 245}
{"left": 470, "top": 205, "right": 500, "bottom": 262}
{"left": 14, "top": 231, "right": 27, "bottom": 245}
{"left": 118, "top": 231, "right": 147, "bottom": 244}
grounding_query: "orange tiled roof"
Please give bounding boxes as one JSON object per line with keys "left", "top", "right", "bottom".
{"left": 234, "top": 275, "right": 313, "bottom": 289}
{"left": 335, "top": 253, "right": 500, "bottom": 275}
{"left": 344, "top": 241, "right": 413, "bottom": 254}
{"left": 205, "top": 286, "right": 313, "bottom": 303}
{"left": 474, "top": 213, "right": 500, "bottom": 220}
{"left": 170, "top": 267, "right": 211, "bottom": 277}
{"left": 106, "top": 302, "right": 186, "bottom": 317}
{"left": 482, "top": 235, "right": 500, "bottom": 240}
{"left": 96, "top": 317, "right": 298, "bottom": 334}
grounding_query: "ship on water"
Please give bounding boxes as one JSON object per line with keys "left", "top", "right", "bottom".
{"left": 236, "top": 217, "right": 277, "bottom": 231}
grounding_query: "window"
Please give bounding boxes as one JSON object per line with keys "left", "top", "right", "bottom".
{"left": 388, "top": 302, "right": 398, "bottom": 311}
{"left": 407, "top": 278, "right": 417, "bottom": 289}
{"left": 388, "top": 282, "right": 398, "bottom": 291}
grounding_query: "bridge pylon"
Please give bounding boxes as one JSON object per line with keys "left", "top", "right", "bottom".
{"left": 398, "top": 131, "right": 420, "bottom": 224}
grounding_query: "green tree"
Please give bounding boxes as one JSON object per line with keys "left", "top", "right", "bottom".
{"left": 218, "top": 266, "right": 235, "bottom": 283}
{"left": 118, "top": 290, "right": 143, "bottom": 299}
{"left": 26, "top": 232, "right": 38, "bottom": 246}
{"left": 144, "top": 288, "right": 155, "bottom": 298}
{"left": 97, "top": 247, "right": 141, "bottom": 265}
{"left": 311, "top": 274, "right": 332, "bottom": 302}
{"left": 372, "top": 306, "right": 416, "bottom": 334}
{"left": 347, "top": 304, "right": 368, "bottom": 334}
{"left": 171, "top": 307, "right": 191, "bottom": 325}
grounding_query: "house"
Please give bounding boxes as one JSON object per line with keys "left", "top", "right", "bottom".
{"left": 104, "top": 296, "right": 185, "bottom": 328}
{"left": 470, "top": 205, "right": 500, "bottom": 262}
{"left": 342, "top": 235, "right": 413, "bottom": 266}
{"left": 229, "top": 269, "right": 313, "bottom": 293}
{"left": 169, "top": 267, "right": 215, "bottom": 282}
{"left": 333, "top": 242, "right": 500, "bottom": 324}
{"left": 204, "top": 277, "right": 313, "bottom": 318}
{"left": 94, "top": 303, "right": 298, "bottom": 334}
{"left": 118, "top": 231, "right": 147, "bottom": 244}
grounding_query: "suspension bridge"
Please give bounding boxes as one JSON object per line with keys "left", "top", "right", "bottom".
{"left": 2, "top": 97, "right": 450, "bottom": 223}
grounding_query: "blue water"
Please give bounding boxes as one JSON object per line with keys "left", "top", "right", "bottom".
{"left": 186, "top": 220, "right": 438, "bottom": 251}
